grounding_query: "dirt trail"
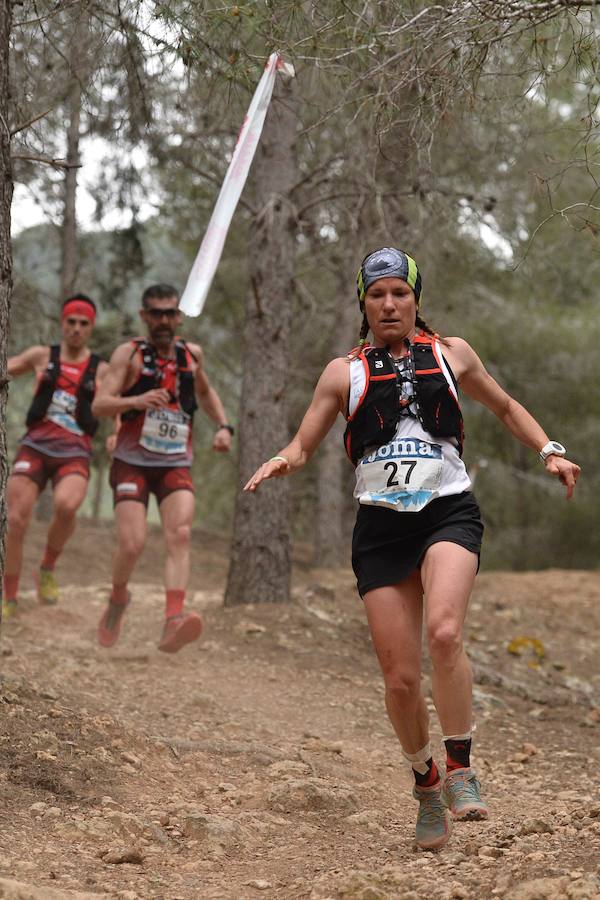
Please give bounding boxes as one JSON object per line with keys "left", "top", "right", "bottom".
{"left": 0, "top": 520, "right": 599, "bottom": 900}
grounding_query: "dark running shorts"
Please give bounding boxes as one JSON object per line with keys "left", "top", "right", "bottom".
{"left": 352, "top": 491, "right": 484, "bottom": 597}
{"left": 110, "top": 459, "right": 195, "bottom": 507}
{"left": 11, "top": 445, "right": 90, "bottom": 491}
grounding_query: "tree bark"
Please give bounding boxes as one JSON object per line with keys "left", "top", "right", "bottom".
{"left": 60, "top": 14, "right": 85, "bottom": 298}
{"left": 224, "top": 76, "right": 297, "bottom": 606}
{"left": 314, "top": 290, "right": 357, "bottom": 567}
{"left": 0, "top": 0, "right": 13, "bottom": 621}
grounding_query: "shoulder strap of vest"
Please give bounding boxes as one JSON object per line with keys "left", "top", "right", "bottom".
{"left": 174, "top": 339, "right": 191, "bottom": 371}
{"left": 49, "top": 343, "right": 61, "bottom": 371}
{"left": 82, "top": 352, "right": 101, "bottom": 384}
{"left": 412, "top": 330, "right": 434, "bottom": 346}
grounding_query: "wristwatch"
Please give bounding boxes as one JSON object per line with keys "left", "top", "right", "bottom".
{"left": 539, "top": 441, "right": 566, "bottom": 461}
{"left": 217, "top": 423, "right": 235, "bottom": 436}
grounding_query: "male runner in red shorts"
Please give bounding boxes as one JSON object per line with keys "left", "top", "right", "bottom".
{"left": 3, "top": 294, "right": 107, "bottom": 616}
{"left": 92, "top": 283, "right": 232, "bottom": 653}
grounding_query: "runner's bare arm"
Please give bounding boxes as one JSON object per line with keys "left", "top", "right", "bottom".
{"left": 244, "top": 358, "right": 349, "bottom": 492}
{"left": 7, "top": 345, "right": 47, "bottom": 377}
{"left": 190, "top": 344, "right": 232, "bottom": 452}
{"left": 91, "top": 344, "right": 170, "bottom": 417}
{"left": 448, "top": 337, "right": 580, "bottom": 499}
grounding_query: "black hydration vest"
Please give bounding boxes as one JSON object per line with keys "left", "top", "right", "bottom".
{"left": 343, "top": 333, "right": 464, "bottom": 467}
{"left": 121, "top": 338, "right": 199, "bottom": 422}
{"left": 25, "top": 345, "right": 101, "bottom": 436}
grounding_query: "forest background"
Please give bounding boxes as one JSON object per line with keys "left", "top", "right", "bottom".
{"left": 1, "top": 0, "right": 600, "bottom": 606}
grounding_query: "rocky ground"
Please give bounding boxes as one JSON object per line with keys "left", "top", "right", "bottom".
{"left": 0, "top": 518, "right": 599, "bottom": 900}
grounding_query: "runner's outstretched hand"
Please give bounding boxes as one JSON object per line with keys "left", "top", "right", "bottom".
{"left": 244, "top": 456, "right": 290, "bottom": 492}
{"left": 544, "top": 456, "right": 581, "bottom": 500}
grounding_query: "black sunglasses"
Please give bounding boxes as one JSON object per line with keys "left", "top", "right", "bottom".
{"left": 145, "top": 307, "right": 179, "bottom": 319}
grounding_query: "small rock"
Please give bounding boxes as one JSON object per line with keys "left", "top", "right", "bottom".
{"left": 522, "top": 742, "right": 538, "bottom": 755}
{"left": 520, "top": 818, "right": 554, "bottom": 835}
{"left": 182, "top": 813, "right": 244, "bottom": 853}
{"left": 103, "top": 847, "right": 144, "bottom": 865}
{"left": 29, "top": 802, "right": 48, "bottom": 816}
{"left": 120, "top": 751, "right": 142, "bottom": 768}
{"left": 478, "top": 845, "right": 504, "bottom": 858}
{"left": 244, "top": 880, "right": 272, "bottom": 891}
{"left": 267, "top": 778, "right": 358, "bottom": 815}
{"left": 39, "top": 687, "right": 59, "bottom": 700}
{"left": 44, "top": 807, "right": 63, "bottom": 818}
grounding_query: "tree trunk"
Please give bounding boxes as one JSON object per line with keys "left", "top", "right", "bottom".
{"left": 314, "top": 290, "right": 357, "bottom": 567}
{"left": 60, "top": 15, "right": 85, "bottom": 298}
{"left": 0, "top": 0, "right": 13, "bottom": 621}
{"left": 224, "top": 76, "right": 297, "bottom": 606}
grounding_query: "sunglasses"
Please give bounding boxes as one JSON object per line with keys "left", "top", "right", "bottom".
{"left": 145, "top": 307, "right": 179, "bottom": 319}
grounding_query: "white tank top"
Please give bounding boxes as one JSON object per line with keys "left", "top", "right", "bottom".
{"left": 348, "top": 353, "right": 471, "bottom": 512}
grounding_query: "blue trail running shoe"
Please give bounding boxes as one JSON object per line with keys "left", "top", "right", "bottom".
{"left": 413, "top": 782, "right": 452, "bottom": 850}
{"left": 442, "top": 767, "right": 489, "bottom": 821}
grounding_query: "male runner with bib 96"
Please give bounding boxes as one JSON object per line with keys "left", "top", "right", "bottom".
{"left": 245, "top": 248, "right": 580, "bottom": 851}
{"left": 3, "top": 294, "right": 107, "bottom": 617}
{"left": 92, "top": 284, "right": 232, "bottom": 653}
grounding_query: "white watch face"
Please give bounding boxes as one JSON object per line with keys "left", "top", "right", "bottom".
{"left": 541, "top": 441, "right": 566, "bottom": 458}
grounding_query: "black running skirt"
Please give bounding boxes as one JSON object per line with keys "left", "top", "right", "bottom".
{"left": 352, "top": 491, "right": 484, "bottom": 597}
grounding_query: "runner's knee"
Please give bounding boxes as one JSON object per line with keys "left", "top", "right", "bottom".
{"left": 428, "top": 622, "right": 463, "bottom": 668}
{"left": 165, "top": 522, "right": 191, "bottom": 551}
{"left": 53, "top": 497, "right": 81, "bottom": 520}
{"left": 118, "top": 532, "right": 146, "bottom": 561}
{"left": 7, "top": 504, "right": 30, "bottom": 536}
{"left": 383, "top": 668, "right": 421, "bottom": 704}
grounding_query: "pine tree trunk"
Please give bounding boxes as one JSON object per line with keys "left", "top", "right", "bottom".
{"left": 60, "top": 17, "right": 84, "bottom": 298}
{"left": 224, "top": 76, "right": 297, "bottom": 606}
{"left": 0, "top": 0, "right": 14, "bottom": 618}
{"left": 314, "top": 295, "right": 357, "bottom": 567}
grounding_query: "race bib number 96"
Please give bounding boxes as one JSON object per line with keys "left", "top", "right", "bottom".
{"left": 140, "top": 408, "right": 190, "bottom": 455}
{"left": 356, "top": 437, "right": 443, "bottom": 512}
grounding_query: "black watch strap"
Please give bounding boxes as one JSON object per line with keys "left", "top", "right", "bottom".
{"left": 217, "top": 423, "right": 234, "bottom": 436}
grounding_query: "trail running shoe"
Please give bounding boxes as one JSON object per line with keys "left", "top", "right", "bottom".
{"left": 38, "top": 568, "right": 59, "bottom": 605}
{"left": 97, "top": 594, "right": 130, "bottom": 648}
{"left": 2, "top": 599, "right": 18, "bottom": 619}
{"left": 442, "top": 767, "right": 489, "bottom": 821}
{"left": 158, "top": 612, "right": 204, "bottom": 654}
{"left": 413, "top": 782, "right": 452, "bottom": 850}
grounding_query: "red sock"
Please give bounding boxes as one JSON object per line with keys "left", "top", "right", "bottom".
{"left": 41, "top": 544, "right": 60, "bottom": 571}
{"left": 111, "top": 583, "right": 129, "bottom": 606}
{"left": 165, "top": 589, "right": 185, "bottom": 619}
{"left": 414, "top": 758, "right": 440, "bottom": 788}
{"left": 445, "top": 737, "right": 472, "bottom": 772}
{"left": 3, "top": 574, "right": 19, "bottom": 603}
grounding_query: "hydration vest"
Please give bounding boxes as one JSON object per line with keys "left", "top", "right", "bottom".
{"left": 343, "top": 332, "right": 464, "bottom": 466}
{"left": 25, "top": 345, "right": 101, "bottom": 436}
{"left": 121, "top": 338, "right": 198, "bottom": 422}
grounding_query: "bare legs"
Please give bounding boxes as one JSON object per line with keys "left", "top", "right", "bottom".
{"left": 363, "top": 541, "right": 478, "bottom": 755}
{"left": 160, "top": 490, "right": 194, "bottom": 592}
{"left": 110, "top": 490, "right": 194, "bottom": 593}
{"left": 46, "top": 475, "right": 88, "bottom": 557}
{"left": 421, "top": 542, "right": 478, "bottom": 736}
{"left": 5, "top": 476, "right": 39, "bottom": 582}
{"left": 4, "top": 473, "right": 88, "bottom": 586}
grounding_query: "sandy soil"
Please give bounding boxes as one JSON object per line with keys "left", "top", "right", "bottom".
{"left": 0, "top": 518, "right": 599, "bottom": 900}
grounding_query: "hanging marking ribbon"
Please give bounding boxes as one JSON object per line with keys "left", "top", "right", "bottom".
{"left": 179, "top": 52, "right": 295, "bottom": 317}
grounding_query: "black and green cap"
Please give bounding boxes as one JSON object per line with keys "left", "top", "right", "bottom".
{"left": 357, "top": 247, "right": 422, "bottom": 306}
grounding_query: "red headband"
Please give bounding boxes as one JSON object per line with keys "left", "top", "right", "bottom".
{"left": 61, "top": 300, "right": 96, "bottom": 324}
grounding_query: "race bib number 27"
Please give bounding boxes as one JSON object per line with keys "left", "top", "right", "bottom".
{"left": 357, "top": 437, "right": 444, "bottom": 512}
